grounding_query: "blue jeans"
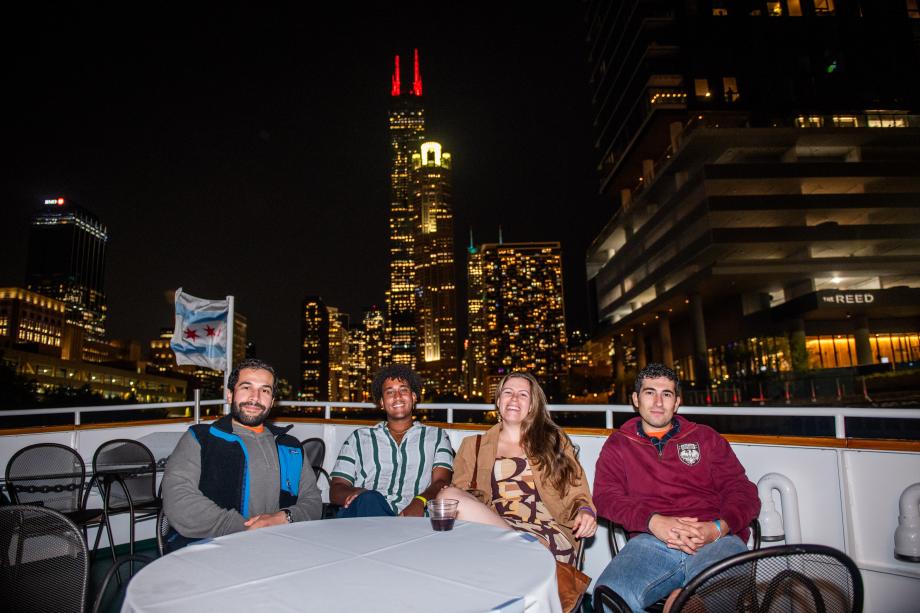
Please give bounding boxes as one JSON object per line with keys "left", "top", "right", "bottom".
{"left": 335, "top": 490, "right": 397, "bottom": 518}
{"left": 596, "top": 533, "right": 747, "bottom": 612}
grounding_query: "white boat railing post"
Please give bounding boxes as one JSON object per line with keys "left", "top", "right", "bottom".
{"left": 72, "top": 409, "right": 80, "bottom": 449}
{"left": 835, "top": 413, "right": 846, "bottom": 439}
{"left": 194, "top": 389, "right": 201, "bottom": 424}
{"left": 447, "top": 407, "right": 454, "bottom": 424}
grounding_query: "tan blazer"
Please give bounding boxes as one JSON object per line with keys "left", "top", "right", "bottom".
{"left": 451, "top": 424, "right": 596, "bottom": 548}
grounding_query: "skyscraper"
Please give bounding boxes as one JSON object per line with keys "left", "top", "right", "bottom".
{"left": 26, "top": 197, "right": 108, "bottom": 360}
{"left": 467, "top": 241, "right": 568, "bottom": 400}
{"left": 387, "top": 49, "right": 426, "bottom": 367}
{"left": 362, "top": 306, "right": 388, "bottom": 385}
{"left": 301, "top": 296, "right": 330, "bottom": 400}
{"left": 583, "top": 1, "right": 920, "bottom": 401}
{"left": 413, "top": 141, "right": 459, "bottom": 395}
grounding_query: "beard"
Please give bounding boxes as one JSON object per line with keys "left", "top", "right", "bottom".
{"left": 231, "top": 400, "right": 270, "bottom": 427}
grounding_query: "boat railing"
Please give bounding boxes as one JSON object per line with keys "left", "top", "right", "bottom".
{"left": 3, "top": 393, "right": 920, "bottom": 440}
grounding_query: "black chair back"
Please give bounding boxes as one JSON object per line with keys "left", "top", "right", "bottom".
{"left": 0, "top": 504, "right": 89, "bottom": 613}
{"left": 92, "top": 439, "right": 158, "bottom": 509}
{"left": 156, "top": 506, "right": 170, "bottom": 556}
{"left": 300, "top": 437, "right": 326, "bottom": 470}
{"left": 670, "top": 543, "right": 864, "bottom": 613}
{"left": 5, "top": 443, "right": 88, "bottom": 512}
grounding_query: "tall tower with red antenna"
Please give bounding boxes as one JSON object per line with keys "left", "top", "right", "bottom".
{"left": 386, "top": 49, "right": 426, "bottom": 368}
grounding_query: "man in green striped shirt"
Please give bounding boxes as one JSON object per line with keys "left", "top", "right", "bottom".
{"left": 330, "top": 365, "right": 454, "bottom": 517}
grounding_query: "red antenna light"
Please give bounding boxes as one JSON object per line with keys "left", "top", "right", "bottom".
{"left": 391, "top": 55, "right": 401, "bottom": 96}
{"left": 412, "top": 48, "right": 422, "bottom": 96}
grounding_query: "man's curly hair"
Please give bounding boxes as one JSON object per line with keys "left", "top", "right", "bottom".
{"left": 634, "top": 363, "right": 681, "bottom": 396}
{"left": 371, "top": 364, "right": 423, "bottom": 404}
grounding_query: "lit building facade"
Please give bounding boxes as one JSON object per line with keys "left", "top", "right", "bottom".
{"left": 413, "top": 141, "right": 459, "bottom": 395}
{"left": 387, "top": 50, "right": 426, "bottom": 367}
{"left": 583, "top": 1, "right": 920, "bottom": 401}
{"left": 300, "top": 297, "right": 330, "bottom": 400}
{"left": 327, "top": 306, "right": 349, "bottom": 402}
{"left": 1, "top": 347, "right": 186, "bottom": 403}
{"left": 467, "top": 242, "right": 568, "bottom": 400}
{"left": 26, "top": 197, "right": 108, "bottom": 360}
{"left": 362, "top": 306, "right": 388, "bottom": 389}
{"left": 0, "top": 288, "right": 65, "bottom": 356}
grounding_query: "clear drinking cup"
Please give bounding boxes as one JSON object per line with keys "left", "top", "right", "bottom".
{"left": 427, "top": 499, "right": 459, "bottom": 531}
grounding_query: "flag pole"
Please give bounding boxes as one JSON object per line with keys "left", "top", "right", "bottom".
{"left": 223, "top": 294, "right": 235, "bottom": 414}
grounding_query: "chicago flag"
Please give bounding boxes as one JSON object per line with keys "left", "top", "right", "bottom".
{"left": 171, "top": 288, "right": 229, "bottom": 370}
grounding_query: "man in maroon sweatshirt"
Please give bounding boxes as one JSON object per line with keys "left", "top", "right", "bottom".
{"left": 593, "top": 363, "right": 760, "bottom": 612}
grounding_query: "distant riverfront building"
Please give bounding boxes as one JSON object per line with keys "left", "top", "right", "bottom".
{"left": 26, "top": 197, "right": 109, "bottom": 362}
{"left": 582, "top": 1, "right": 920, "bottom": 401}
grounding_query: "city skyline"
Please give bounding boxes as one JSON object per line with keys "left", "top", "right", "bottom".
{"left": 6, "top": 4, "right": 604, "bottom": 386}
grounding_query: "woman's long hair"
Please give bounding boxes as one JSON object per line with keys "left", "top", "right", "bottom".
{"left": 495, "top": 372, "right": 581, "bottom": 495}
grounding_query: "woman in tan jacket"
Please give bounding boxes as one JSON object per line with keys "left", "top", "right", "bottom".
{"left": 438, "top": 372, "right": 597, "bottom": 563}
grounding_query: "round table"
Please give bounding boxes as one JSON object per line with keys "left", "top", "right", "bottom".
{"left": 123, "top": 517, "right": 562, "bottom": 613}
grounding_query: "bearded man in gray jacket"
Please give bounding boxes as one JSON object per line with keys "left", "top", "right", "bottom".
{"left": 162, "top": 358, "right": 322, "bottom": 551}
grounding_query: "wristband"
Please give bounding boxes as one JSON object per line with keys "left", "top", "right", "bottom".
{"left": 713, "top": 519, "right": 722, "bottom": 541}
{"left": 414, "top": 495, "right": 428, "bottom": 505}
{"left": 577, "top": 506, "right": 596, "bottom": 518}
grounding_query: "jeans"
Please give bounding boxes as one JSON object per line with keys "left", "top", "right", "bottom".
{"left": 335, "top": 490, "right": 397, "bottom": 518}
{"left": 596, "top": 533, "right": 747, "bottom": 612}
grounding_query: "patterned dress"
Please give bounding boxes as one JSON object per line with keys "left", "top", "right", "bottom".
{"left": 491, "top": 456, "right": 575, "bottom": 564}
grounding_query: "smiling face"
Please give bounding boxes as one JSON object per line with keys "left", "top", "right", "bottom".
{"left": 228, "top": 367, "right": 275, "bottom": 427}
{"left": 497, "top": 376, "right": 532, "bottom": 426}
{"left": 379, "top": 377, "right": 417, "bottom": 422}
{"left": 632, "top": 375, "right": 681, "bottom": 433}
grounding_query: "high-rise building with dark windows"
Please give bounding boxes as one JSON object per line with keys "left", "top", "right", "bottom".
{"left": 583, "top": 1, "right": 920, "bottom": 402}
{"left": 26, "top": 197, "right": 108, "bottom": 360}
{"left": 413, "top": 141, "right": 459, "bottom": 395}
{"left": 467, "top": 241, "right": 568, "bottom": 401}
{"left": 387, "top": 49, "right": 427, "bottom": 367}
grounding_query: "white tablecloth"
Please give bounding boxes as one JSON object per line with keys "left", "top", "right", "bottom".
{"left": 122, "top": 517, "right": 562, "bottom": 613}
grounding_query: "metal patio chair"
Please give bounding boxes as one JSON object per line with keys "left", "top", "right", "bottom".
{"left": 668, "top": 543, "right": 863, "bottom": 612}
{"left": 300, "top": 437, "right": 326, "bottom": 471}
{"left": 91, "top": 439, "right": 161, "bottom": 560}
{"left": 5, "top": 443, "right": 108, "bottom": 559}
{"left": 0, "top": 504, "right": 90, "bottom": 613}
{"left": 91, "top": 554, "right": 151, "bottom": 613}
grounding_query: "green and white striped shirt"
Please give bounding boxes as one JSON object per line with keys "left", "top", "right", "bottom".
{"left": 331, "top": 421, "right": 454, "bottom": 513}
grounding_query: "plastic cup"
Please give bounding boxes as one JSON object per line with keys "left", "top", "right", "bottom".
{"left": 427, "top": 499, "right": 459, "bottom": 531}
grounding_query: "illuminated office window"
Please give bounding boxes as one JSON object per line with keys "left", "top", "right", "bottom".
{"left": 795, "top": 115, "right": 824, "bottom": 128}
{"left": 814, "top": 0, "right": 835, "bottom": 14}
{"left": 766, "top": 1, "right": 782, "bottom": 15}
{"left": 866, "top": 113, "right": 908, "bottom": 128}
{"left": 787, "top": 0, "right": 803, "bottom": 15}
{"left": 694, "top": 79, "right": 711, "bottom": 99}
{"left": 722, "top": 77, "right": 739, "bottom": 102}
{"left": 832, "top": 115, "right": 859, "bottom": 128}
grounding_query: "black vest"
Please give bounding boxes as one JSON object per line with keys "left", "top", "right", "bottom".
{"left": 190, "top": 414, "right": 301, "bottom": 516}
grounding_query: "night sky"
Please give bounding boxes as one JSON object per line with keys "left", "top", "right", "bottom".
{"left": 6, "top": 3, "right": 609, "bottom": 386}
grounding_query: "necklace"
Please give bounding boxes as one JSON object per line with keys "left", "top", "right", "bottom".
{"left": 387, "top": 422, "right": 413, "bottom": 435}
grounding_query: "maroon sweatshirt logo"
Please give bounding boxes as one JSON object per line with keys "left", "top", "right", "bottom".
{"left": 678, "top": 443, "right": 701, "bottom": 466}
